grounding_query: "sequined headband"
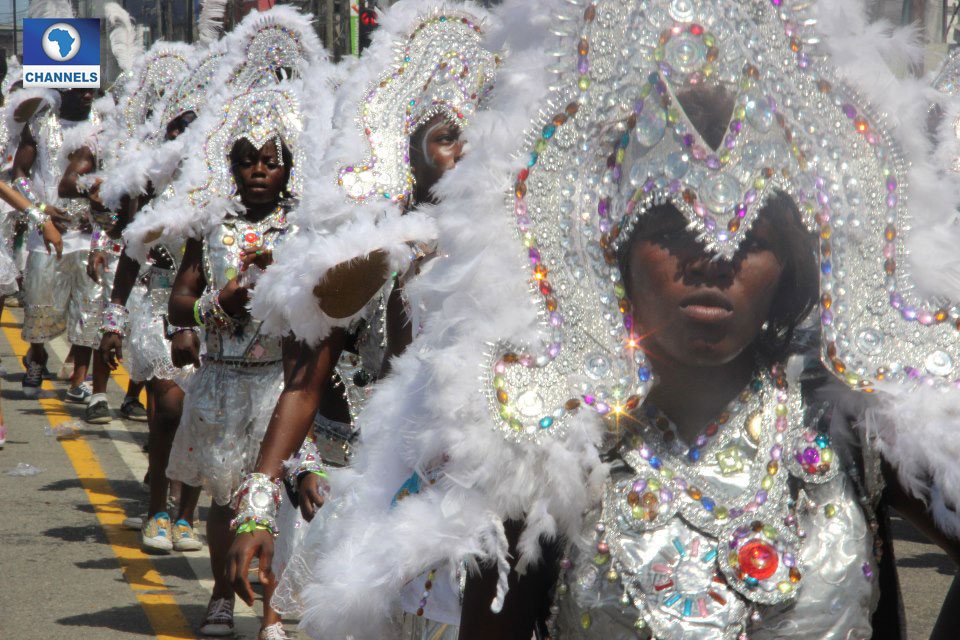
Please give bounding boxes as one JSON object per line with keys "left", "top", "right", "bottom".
{"left": 190, "top": 87, "right": 305, "bottom": 207}
{"left": 338, "top": 12, "right": 500, "bottom": 204}
{"left": 485, "top": 0, "right": 960, "bottom": 446}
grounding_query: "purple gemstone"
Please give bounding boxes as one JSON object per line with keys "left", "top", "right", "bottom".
{"left": 902, "top": 306, "right": 918, "bottom": 321}
{"left": 770, "top": 445, "right": 782, "bottom": 461}
{"left": 632, "top": 479, "right": 647, "bottom": 492}
{"left": 682, "top": 134, "right": 694, "bottom": 147}
{"left": 598, "top": 200, "right": 609, "bottom": 216}
{"left": 889, "top": 292, "right": 903, "bottom": 309}
{"left": 706, "top": 156, "right": 721, "bottom": 170}
{"left": 842, "top": 104, "right": 857, "bottom": 119}
{"left": 784, "top": 553, "right": 796, "bottom": 567}
{"left": 755, "top": 490, "right": 768, "bottom": 505}
{"left": 802, "top": 447, "right": 820, "bottom": 465}
{"left": 578, "top": 59, "right": 589, "bottom": 74}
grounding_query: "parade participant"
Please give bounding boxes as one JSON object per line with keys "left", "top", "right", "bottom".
{"left": 267, "top": 0, "right": 960, "bottom": 638}
{"left": 224, "top": 6, "right": 498, "bottom": 637}
{"left": 97, "top": 108, "right": 204, "bottom": 553}
{"left": 8, "top": 86, "right": 102, "bottom": 399}
{"left": 109, "top": 5, "right": 326, "bottom": 558}
{"left": 165, "top": 86, "right": 306, "bottom": 639}
{"left": 57, "top": 41, "right": 190, "bottom": 423}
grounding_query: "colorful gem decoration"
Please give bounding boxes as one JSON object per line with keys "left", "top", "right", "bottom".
{"left": 719, "top": 520, "right": 802, "bottom": 605}
{"left": 612, "top": 475, "right": 679, "bottom": 531}
{"left": 785, "top": 429, "right": 839, "bottom": 484}
{"left": 486, "top": 1, "right": 653, "bottom": 444}
{"left": 620, "top": 364, "right": 798, "bottom": 538}
{"left": 645, "top": 535, "right": 735, "bottom": 621}
{"left": 338, "top": 13, "right": 499, "bottom": 204}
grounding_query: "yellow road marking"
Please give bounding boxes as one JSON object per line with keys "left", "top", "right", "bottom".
{"left": 1, "top": 308, "right": 197, "bottom": 640}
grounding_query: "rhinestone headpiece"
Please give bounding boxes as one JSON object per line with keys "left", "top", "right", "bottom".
{"left": 225, "top": 13, "right": 315, "bottom": 92}
{"left": 338, "top": 12, "right": 499, "bottom": 204}
{"left": 159, "top": 50, "right": 225, "bottom": 126}
{"left": 116, "top": 43, "right": 192, "bottom": 140}
{"left": 190, "top": 87, "right": 304, "bottom": 208}
{"left": 486, "top": 0, "right": 960, "bottom": 444}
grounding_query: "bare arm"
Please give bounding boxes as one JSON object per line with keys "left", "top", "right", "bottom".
{"left": 168, "top": 237, "right": 207, "bottom": 326}
{"left": 255, "top": 333, "right": 347, "bottom": 478}
{"left": 109, "top": 250, "right": 141, "bottom": 307}
{"left": 12, "top": 125, "right": 36, "bottom": 179}
{"left": 58, "top": 145, "right": 96, "bottom": 199}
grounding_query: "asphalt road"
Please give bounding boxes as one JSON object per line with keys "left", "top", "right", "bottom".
{"left": 0, "top": 305, "right": 955, "bottom": 639}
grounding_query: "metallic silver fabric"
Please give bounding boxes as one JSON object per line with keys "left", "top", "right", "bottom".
{"left": 21, "top": 249, "right": 113, "bottom": 347}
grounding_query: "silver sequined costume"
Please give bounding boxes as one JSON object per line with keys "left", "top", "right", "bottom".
{"left": 166, "top": 207, "right": 291, "bottom": 506}
{"left": 21, "top": 110, "right": 104, "bottom": 345}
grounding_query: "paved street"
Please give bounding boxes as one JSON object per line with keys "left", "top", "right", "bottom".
{"left": 0, "top": 305, "right": 955, "bottom": 639}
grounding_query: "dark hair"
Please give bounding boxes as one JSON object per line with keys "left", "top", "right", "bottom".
{"left": 616, "top": 193, "right": 819, "bottom": 362}
{"left": 229, "top": 136, "right": 294, "bottom": 197}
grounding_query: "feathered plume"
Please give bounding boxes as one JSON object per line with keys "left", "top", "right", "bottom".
{"left": 26, "top": 0, "right": 75, "bottom": 19}
{"left": 197, "top": 0, "right": 228, "bottom": 45}
{"left": 104, "top": 3, "right": 144, "bottom": 74}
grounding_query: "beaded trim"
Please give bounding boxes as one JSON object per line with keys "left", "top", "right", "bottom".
{"left": 337, "top": 12, "right": 500, "bottom": 204}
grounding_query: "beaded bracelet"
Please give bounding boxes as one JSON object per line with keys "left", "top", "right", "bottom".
{"left": 196, "top": 287, "right": 235, "bottom": 330}
{"left": 164, "top": 320, "right": 198, "bottom": 340}
{"left": 230, "top": 473, "right": 282, "bottom": 537}
{"left": 22, "top": 206, "right": 48, "bottom": 231}
{"left": 100, "top": 303, "right": 130, "bottom": 337}
{"left": 285, "top": 436, "right": 329, "bottom": 488}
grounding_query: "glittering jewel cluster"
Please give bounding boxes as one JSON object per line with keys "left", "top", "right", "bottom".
{"left": 338, "top": 13, "right": 499, "bottom": 204}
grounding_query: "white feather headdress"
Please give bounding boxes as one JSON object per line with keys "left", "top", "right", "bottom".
{"left": 248, "top": 0, "right": 499, "bottom": 346}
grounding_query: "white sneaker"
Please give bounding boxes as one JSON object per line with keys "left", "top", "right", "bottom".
{"left": 200, "top": 597, "right": 234, "bottom": 637}
{"left": 258, "top": 623, "right": 289, "bottom": 640}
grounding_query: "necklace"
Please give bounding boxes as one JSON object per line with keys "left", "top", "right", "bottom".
{"left": 644, "top": 374, "right": 763, "bottom": 463}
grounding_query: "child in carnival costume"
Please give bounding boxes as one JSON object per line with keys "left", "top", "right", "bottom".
{"left": 259, "top": 0, "right": 960, "bottom": 638}
{"left": 222, "top": 4, "right": 499, "bottom": 638}
{"left": 59, "top": 38, "right": 192, "bottom": 423}
{"left": 163, "top": 82, "right": 317, "bottom": 639}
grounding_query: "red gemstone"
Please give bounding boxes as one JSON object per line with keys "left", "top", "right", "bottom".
{"left": 738, "top": 540, "right": 778, "bottom": 581}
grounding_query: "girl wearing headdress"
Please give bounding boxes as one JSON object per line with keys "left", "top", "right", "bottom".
{"left": 222, "top": 2, "right": 499, "bottom": 636}
{"left": 274, "top": 0, "right": 960, "bottom": 638}
{"left": 163, "top": 86, "right": 305, "bottom": 639}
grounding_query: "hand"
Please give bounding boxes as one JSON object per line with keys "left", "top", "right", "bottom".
{"left": 240, "top": 249, "right": 273, "bottom": 273}
{"left": 87, "top": 178, "right": 104, "bottom": 206}
{"left": 86, "top": 250, "right": 107, "bottom": 283}
{"left": 41, "top": 219, "right": 63, "bottom": 259}
{"left": 44, "top": 205, "right": 70, "bottom": 234}
{"left": 218, "top": 278, "right": 250, "bottom": 319}
{"left": 170, "top": 329, "right": 201, "bottom": 368}
{"left": 226, "top": 528, "right": 275, "bottom": 607}
{"left": 297, "top": 472, "right": 328, "bottom": 522}
{"left": 99, "top": 332, "right": 123, "bottom": 370}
